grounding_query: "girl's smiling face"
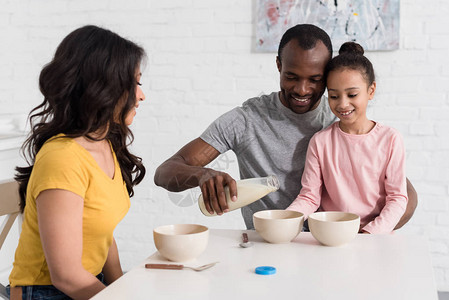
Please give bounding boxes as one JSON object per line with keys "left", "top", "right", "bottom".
{"left": 327, "top": 68, "right": 376, "bottom": 134}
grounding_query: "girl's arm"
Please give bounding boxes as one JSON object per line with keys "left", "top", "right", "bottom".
{"left": 102, "top": 237, "right": 123, "bottom": 285}
{"left": 394, "top": 178, "right": 418, "bottom": 230}
{"left": 362, "top": 133, "right": 408, "bottom": 234}
{"left": 37, "top": 189, "right": 106, "bottom": 299}
{"left": 287, "top": 136, "right": 323, "bottom": 217}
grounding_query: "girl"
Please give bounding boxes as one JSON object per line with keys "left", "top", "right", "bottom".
{"left": 8, "top": 25, "right": 146, "bottom": 299}
{"left": 287, "top": 42, "right": 407, "bottom": 234}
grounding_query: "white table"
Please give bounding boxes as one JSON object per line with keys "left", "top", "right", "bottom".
{"left": 92, "top": 229, "right": 438, "bottom": 300}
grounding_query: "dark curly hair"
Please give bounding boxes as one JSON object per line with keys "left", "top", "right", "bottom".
{"left": 325, "top": 41, "right": 375, "bottom": 86}
{"left": 15, "top": 25, "right": 146, "bottom": 212}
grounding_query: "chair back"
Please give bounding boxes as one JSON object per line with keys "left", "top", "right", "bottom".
{"left": 0, "top": 180, "right": 20, "bottom": 250}
{"left": 0, "top": 179, "right": 20, "bottom": 298}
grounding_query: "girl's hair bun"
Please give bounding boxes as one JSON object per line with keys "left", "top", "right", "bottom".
{"left": 338, "top": 42, "right": 364, "bottom": 55}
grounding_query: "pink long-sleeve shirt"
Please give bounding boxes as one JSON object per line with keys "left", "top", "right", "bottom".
{"left": 287, "top": 122, "right": 408, "bottom": 234}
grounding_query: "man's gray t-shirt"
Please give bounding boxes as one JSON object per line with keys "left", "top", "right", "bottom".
{"left": 200, "top": 92, "right": 336, "bottom": 229}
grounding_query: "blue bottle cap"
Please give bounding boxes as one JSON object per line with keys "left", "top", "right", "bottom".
{"left": 255, "top": 266, "right": 276, "bottom": 275}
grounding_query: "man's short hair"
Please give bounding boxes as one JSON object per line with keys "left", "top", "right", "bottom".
{"left": 278, "top": 24, "right": 333, "bottom": 62}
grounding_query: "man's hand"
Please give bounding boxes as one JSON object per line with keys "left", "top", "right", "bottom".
{"left": 198, "top": 169, "right": 237, "bottom": 215}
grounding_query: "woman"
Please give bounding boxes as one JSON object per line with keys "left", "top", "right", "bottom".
{"left": 9, "top": 25, "right": 146, "bottom": 299}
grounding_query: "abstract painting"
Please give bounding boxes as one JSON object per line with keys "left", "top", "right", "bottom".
{"left": 256, "top": 0, "right": 400, "bottom": 52}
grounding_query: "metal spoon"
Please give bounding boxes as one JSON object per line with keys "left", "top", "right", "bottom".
{"left": 239, "top": 232, "right": 253, "bottom": 248}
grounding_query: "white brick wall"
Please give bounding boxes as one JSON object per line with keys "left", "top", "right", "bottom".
{"left": 0, "top": 0, "right": 448, "bottom": 292}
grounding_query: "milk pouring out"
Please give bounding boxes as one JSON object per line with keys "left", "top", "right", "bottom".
{"left": 198, "top": 175, "right": 280, "bottom": 216}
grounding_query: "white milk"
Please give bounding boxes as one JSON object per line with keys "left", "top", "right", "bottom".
{"left": 198, "top": 175, "right": 279, "bottom": 217}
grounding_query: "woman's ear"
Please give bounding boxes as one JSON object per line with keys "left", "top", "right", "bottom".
{"left": 368, "top": 81, "right": 376, "bottom": 100}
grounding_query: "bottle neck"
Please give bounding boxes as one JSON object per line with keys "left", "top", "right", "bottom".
{"left": 267, "top": 175, "right": 280, "bottom": 191}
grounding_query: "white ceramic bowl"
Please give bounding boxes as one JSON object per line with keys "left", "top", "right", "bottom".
{"left": 308, "top": 211, "right": 360, "bottom": 247}
{"left": 153, "top": 224, "right": 209, "bottom": 262}
{"left": 253, "top": 210, "right": 304, "bottom": 243}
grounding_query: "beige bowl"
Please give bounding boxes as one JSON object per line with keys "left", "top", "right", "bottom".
{"left": 153, "top": 224, "right": 209, "bottom": 262}
{"left": 253, "top": 210, "right": 304, "bottom": 243}
{"left": 308, "top": 212, "right": 360, "bottom": 247}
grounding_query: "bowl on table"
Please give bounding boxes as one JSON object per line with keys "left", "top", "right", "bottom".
{"left": 308, "top": 211, "right": 360, "bottom": 247}
{"left": 253, "top": 210, "right": 304, "bottom": 244}
{"left": 153, "top": 224, "right": 209, "bottom": 262}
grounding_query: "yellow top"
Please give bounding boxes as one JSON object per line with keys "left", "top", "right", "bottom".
{"left": 9, "top": 135, "right": 130, "bottom": 286}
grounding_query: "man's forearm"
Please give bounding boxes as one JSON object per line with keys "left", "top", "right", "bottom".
{"left": 154, "top": 157, "right": 207, "bottom": 192}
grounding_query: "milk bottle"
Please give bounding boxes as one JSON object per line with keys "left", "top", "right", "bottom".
{"left": 198, "top": 175, "right": 280, "bottom": 216}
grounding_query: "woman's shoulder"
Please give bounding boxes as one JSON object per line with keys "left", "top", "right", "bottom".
{"left": 36, "top": 135, "right": 83, "bottom": 164}
{"left": 29, "top": 135, "right": 92, "bottom": 200}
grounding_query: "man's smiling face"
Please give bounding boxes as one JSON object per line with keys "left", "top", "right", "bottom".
{"left": 277, "top": 40, "right": 330, "bottom": 114}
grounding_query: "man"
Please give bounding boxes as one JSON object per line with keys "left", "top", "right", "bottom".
{"left": 154, "top": 24, "right": 417, "bottom": 229}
